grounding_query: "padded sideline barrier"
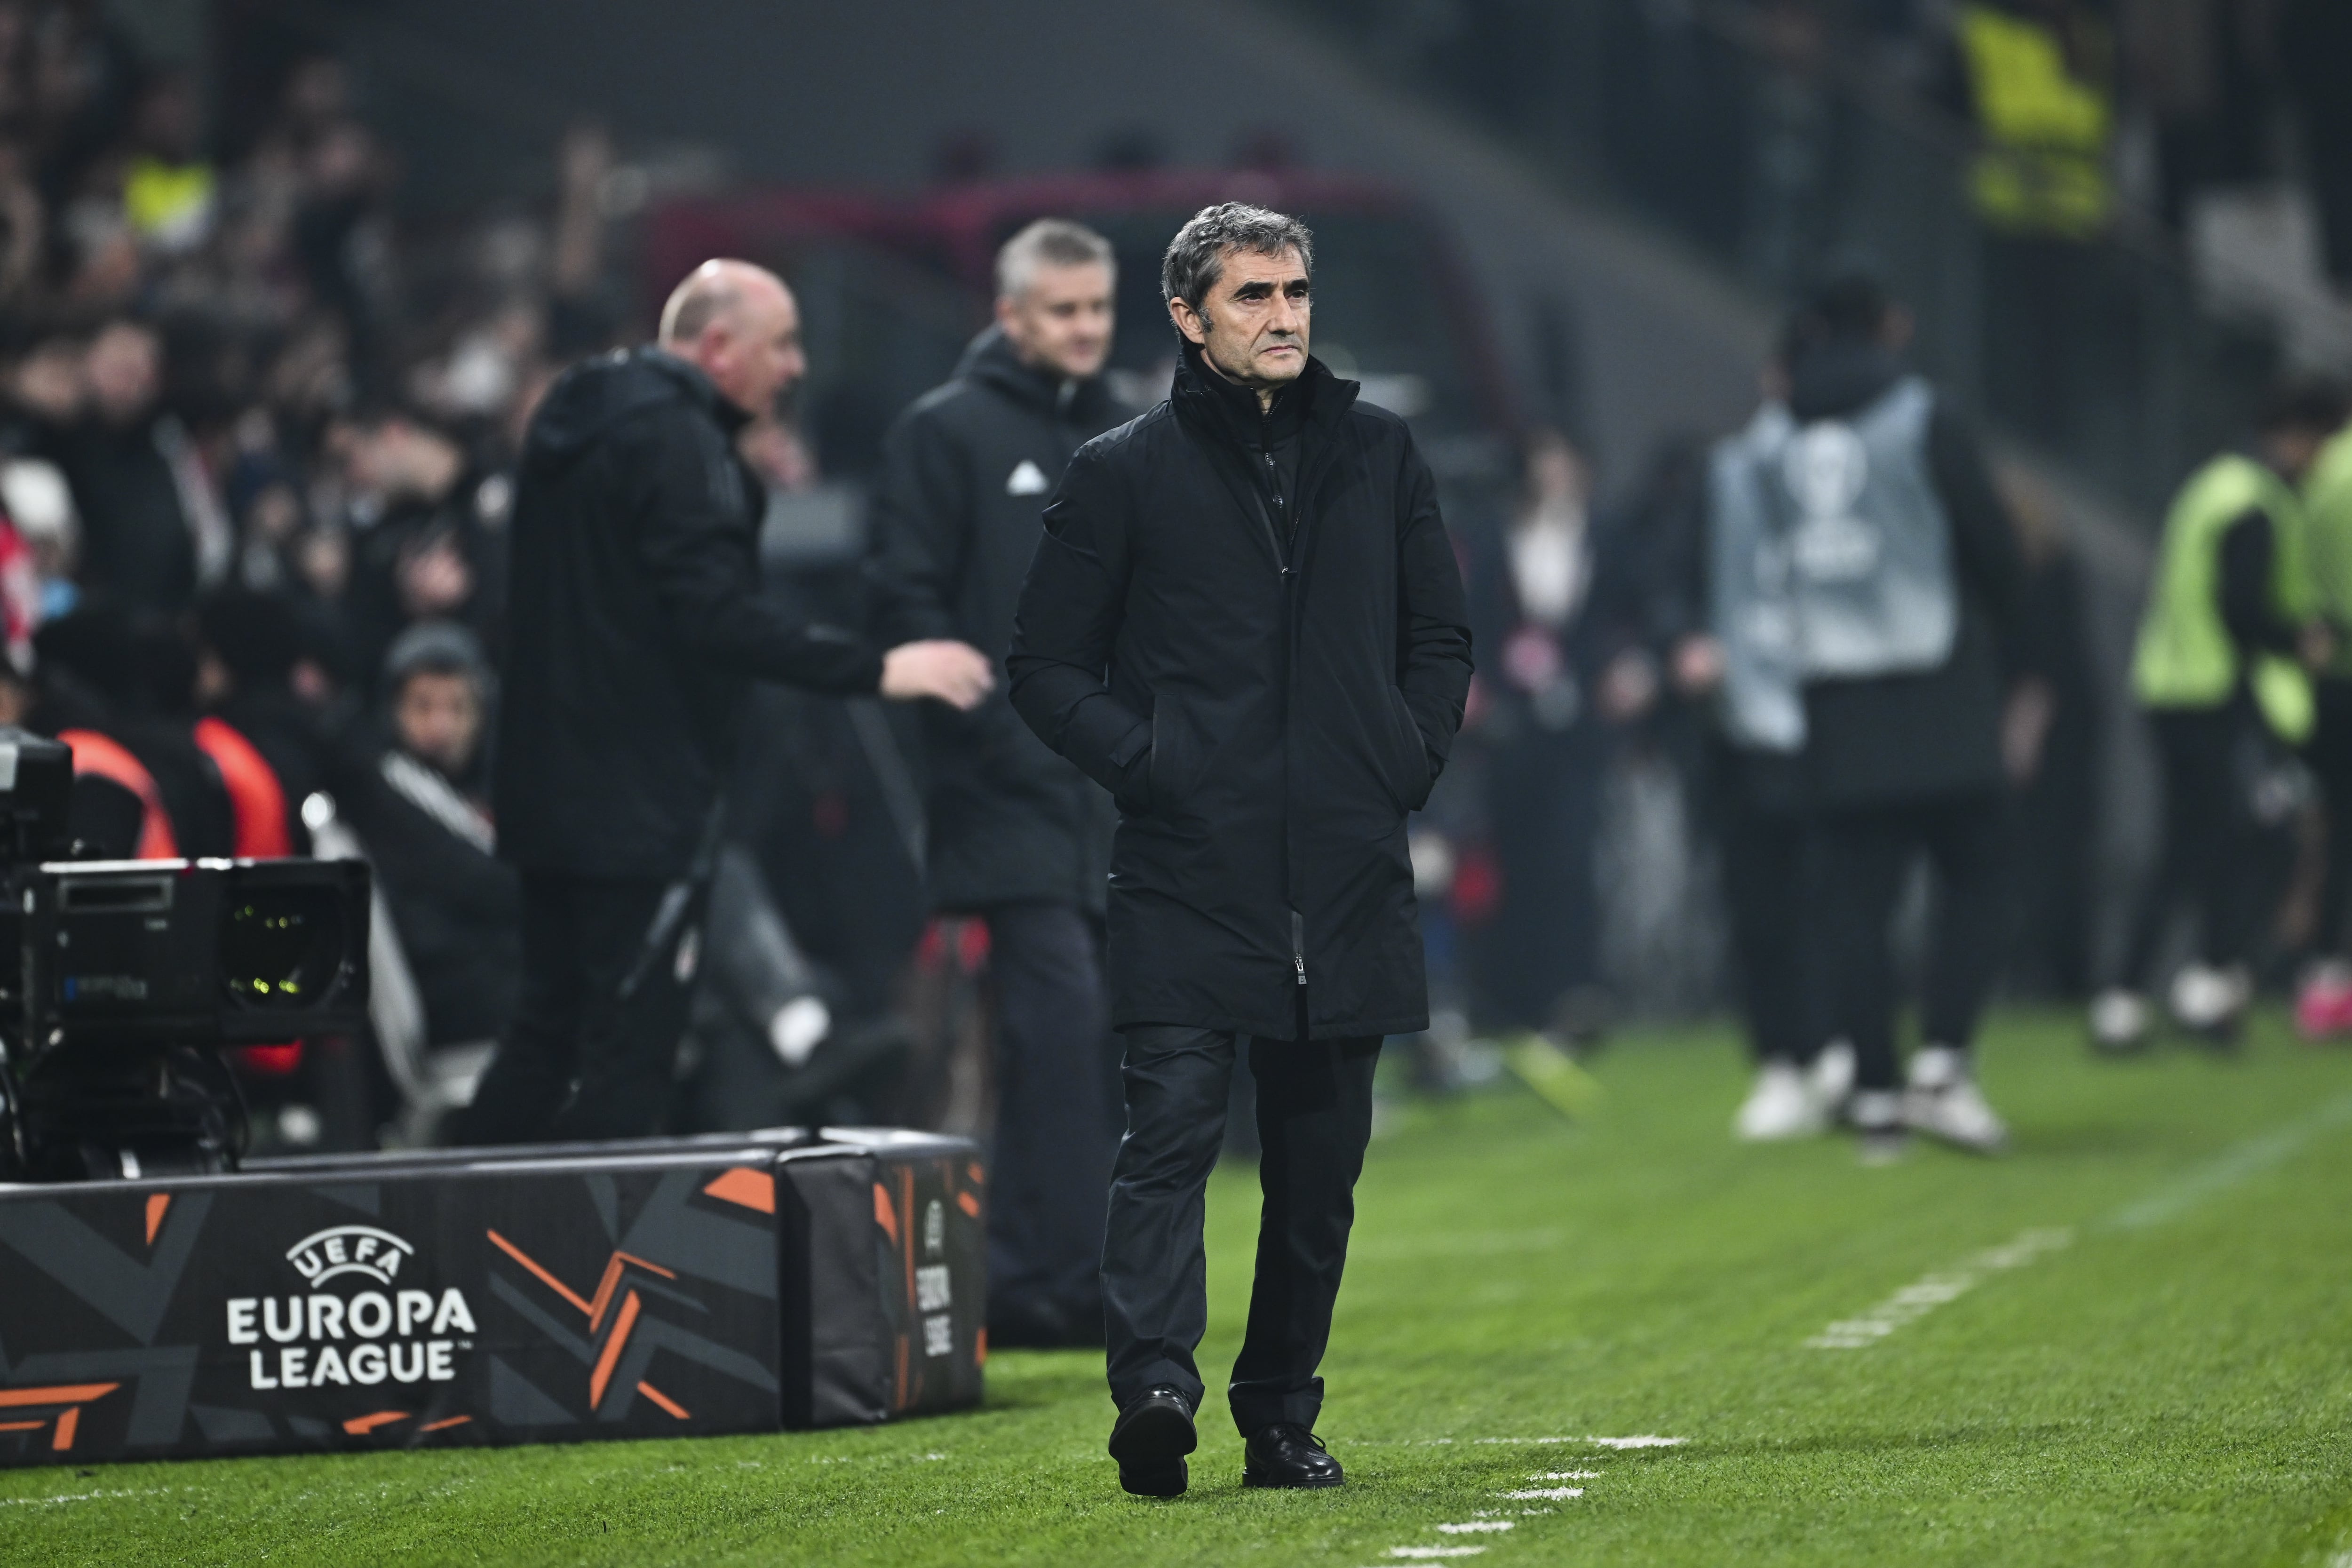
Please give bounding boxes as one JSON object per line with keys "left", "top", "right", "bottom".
{"left": 0, "top": 1128, "right": 984, "bottom": 1465}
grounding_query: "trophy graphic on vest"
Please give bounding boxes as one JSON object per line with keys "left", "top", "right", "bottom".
{"left": 1709, "top": 379, "right": 1960, "bottom": 752}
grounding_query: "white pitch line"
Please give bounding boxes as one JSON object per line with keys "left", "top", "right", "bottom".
{"left": 1586, "top": 1435, "right": 1685, "bottom": 1449}
{"left": 1533, "top": 1471, "right": 1603, "bottom": 1479}
{"left": 2106, "top": 1090, "right": 2352, "bottom": 1231}
{"left": 1385, "top": 1550, "right": 1489, "bottom": 1560}
{"left": 1497, "top": 1487, "right": 1583, "bottom": 1500}
{"left": 1805, "top": 1227, "right": 2073, "bottom": 1349}
{"left": 1436, "top": 1520, "right": 1516, "bottom": 1534}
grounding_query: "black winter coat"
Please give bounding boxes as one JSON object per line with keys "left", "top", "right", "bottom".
{"left": 1008, "top": 344, "right": 1473, "bottom": 1041}
{"left": 867, "top": 328, "right": 1123, "bottom": 912}
{"left": 496, "top": 349, "right": 884, "bottom": 877}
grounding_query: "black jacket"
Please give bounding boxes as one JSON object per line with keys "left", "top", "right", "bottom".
{"left": 1791, "top": 343, "right": 2026, "bottom": 810}
{"left": 867, "top": 328, "right": 1124, "bottom": 911}
{"left": 495, "top": 348, "right": 884, "bottom": 877}
{"left": 349, "top": 746, "right": 521, "bottom": 1046}
{"left": 1008, "top": 344, "right": 1473, "bottom": 1041}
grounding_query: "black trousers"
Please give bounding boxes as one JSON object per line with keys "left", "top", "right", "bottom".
{"left": 1103, "top": 1027, "right": 1380, "bottom": 1435}
{"left": 2307, "top": 680, "right": 2352, "bottom": 955}
{"left": 2121, "top": 707, "right": 2259, "bottom": 983}
{"left": 459, "top": 872, "right": 703, "bottom": 1145}
{"left": 981, "top": 901, "right": 1121, "bottom": 1333}
{"left": 1719, "top": 779, "right": 1818, "bottom": 1066}
{"left": 1814, "top": 790, "right": 2009, "bottom": 1092}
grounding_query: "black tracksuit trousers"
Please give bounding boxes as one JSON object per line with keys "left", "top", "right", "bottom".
{"left": 1814, "top": 790, "right": 2009, "bottom": 1092}
{"left": 981, "top": 901, "right": 1122, "bottom": 1338}
{"left": 1721, "top": 788, "right": 1819, "bottom": 1067}
{"left": 460, "top": 872, "right": 703, "bottom": 1144}
{"left": 1102, "top": 1027, "right": 1380, "bottom": 1435}
{"left": 2120, "top": 706, "right": 2260, "bottom": 983}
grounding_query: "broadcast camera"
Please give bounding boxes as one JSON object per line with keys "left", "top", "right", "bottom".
{"left": 0, "top": 729, "right": 370, "bottom": 1183}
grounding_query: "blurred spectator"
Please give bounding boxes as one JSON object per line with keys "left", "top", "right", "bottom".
{"left": 330, "top": 407, "right": 508, "bottom": 694}
{"left": 2099, "top": 377, "right": 2344, "bottom": 1050}
{"left": 192, "top": 585, "right": 332, "bottom": 845}
{"left": 1997, "top": 468, "right": 2099, "bottom": 999}
{"left": 1463, "top": 428, "right": 1629, "bottom": 1045}
{"left": 18, "top": 321, "right": 227, "bottom": 614}
{"left": 344, "top": 621, "right": 519, "bottom": 1051}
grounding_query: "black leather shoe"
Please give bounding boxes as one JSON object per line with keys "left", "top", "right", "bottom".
{"left": 1243, "top": 1423, "right": 1344, "bottom": 1488}
{"left": 1109, "top": 1385, "right": 1196, "bottom": 1498}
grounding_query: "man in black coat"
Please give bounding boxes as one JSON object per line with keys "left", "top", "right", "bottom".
{"left": 463, "top": 261, "right": 993, "bottom": 1145}
{"left": 867, "top": 219, "right": 1128, "bottom": 1348}
{"left": 1009, "top": 204, "right": 1473, "bottom": 1496}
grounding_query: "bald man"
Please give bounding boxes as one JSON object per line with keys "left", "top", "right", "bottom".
{"left": 467, "top": 260, "right": 992, "bottom": 1145}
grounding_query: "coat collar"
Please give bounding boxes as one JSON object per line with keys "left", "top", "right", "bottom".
{"left": 1169, "top": 337, "right": 1355, "bottom": 452}
{"left": 957, "top": 326, "right": 1114, "bottom": 425}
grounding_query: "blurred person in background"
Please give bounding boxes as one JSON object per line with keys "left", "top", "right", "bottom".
{"left": 330, "top": 406, "right": 509, "bottom": 694}
{"left": 460, "top": 259, "right": 993, "bottom": 1146}
{"left": 1692, "top": 334, "right": 1846, "bottom": 1143}
{"left": 18, "top": 321, "right": 227, "bottom": 615}
{"left": 2097, "top": 379, "right": 2344, "bottom": 1050}
{"left": 1009, "top": 204, "right": 1472, "bottom": 1496}
{"left": 2299, "top": 398, "right": 2352, "bottom": 1036}
{"left": 1998, "top": 468, "right": 2099, "bottom": 999}
{"left": 1463, "top": 428, "right": 1643, "bottom": 1050}
{"left": 1746, "top": 275, "right": 2029, "bottom": 1161}
{"left": 346, "top": 621, "right": 519, "bottom": 1053}
{"left": 31, "top": 600, "right": 233, "bottom": 860}
{"left": 192, "top": 586, "right": 331, "bottom": 852}
{"left": 866, "top": 218, "right": 1127, "bottom": 1349}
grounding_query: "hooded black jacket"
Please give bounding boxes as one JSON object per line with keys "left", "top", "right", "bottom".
{"left": 495, "top": 348, "right": 884, "bottom": 877}
{"left": 866, "top": 327, "right": 1125, "bottom": 912}
{"left": 1008, "top": 343, "right": 1473, "bottom": 1041}
{"left": 1790, "top": 341, "right": 2026, "bottom": 809}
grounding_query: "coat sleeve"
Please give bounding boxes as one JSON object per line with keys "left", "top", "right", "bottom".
{"left": 1007, "top": 440, "right": 1151, "bottom": 802}
{"left": 634, "top": 408, "right": 885, "bottom": 694}
{"left": 1394, "top": 436, "right": 1476, "bottom": 779}
{"left": 864, "top": 401, "right": 967, "bottom": 647}
{"left": 1927, "top": 404, "right": 2029, "bottom": 673}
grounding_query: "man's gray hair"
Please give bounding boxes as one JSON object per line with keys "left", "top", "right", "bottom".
{"left": 995, "top": 218, "right": 1115, "bottom": 301}
{"left": 1160, "top": 202, "right": 1313, "bottom": 310}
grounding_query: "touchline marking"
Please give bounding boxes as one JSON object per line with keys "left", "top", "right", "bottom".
{"left": 1384, "top": 1550, "right": 1488, "bottom": 1559}
{"left": 2106, "top": 1090, "right": 2352, "bottom": 1231}
{"left": 1533, "top": 1470, "right": 1603, "bottom": 1479}
{"left": 1437, "top": 1520, "right": 1516, "bottom": 1534}
{"left": 1805, "top": 1094, "right": 2352, "bottom": 1351}
{"left": 1805, "top": 1227, "right": 2073, "bottom": 1349}
{"left": 1498, "top": 1487, "right": 1583, "bottom": 1500}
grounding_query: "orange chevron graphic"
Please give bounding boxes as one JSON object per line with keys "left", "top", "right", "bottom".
{"left": 485, "top": 1231, "right": 678, "bottom": 1412}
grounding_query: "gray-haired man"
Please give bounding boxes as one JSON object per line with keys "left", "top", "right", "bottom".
{"left": 1008, "top": 205, "right": 1473, "bottom": 1495}
{"left": 868, "top": 220, "right": 1130, "bottom": 1349}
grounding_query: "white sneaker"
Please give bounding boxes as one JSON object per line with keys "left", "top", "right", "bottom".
{"left": 1808, "top": 1040, "right": 1857, "bottom": 1119}
{"left": 1904, "top": 1047, "right": 2008, "bottom": 1154}
{"left": 2169, "top": 963, "right": 2250, "bottom": 1036}
{"left": 1849, "top": 1088, "right": 1908, "bottom": 1164}
{"left": 1735, "top": 1060, "right": 1822, "bottom": 1140}
{"left": 2088, "top": 988, "right": 2151, "bottom": 1053}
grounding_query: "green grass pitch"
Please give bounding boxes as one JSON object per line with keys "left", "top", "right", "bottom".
{"left": 8, "top": 1009, "right": 2352, "bottom": 1566}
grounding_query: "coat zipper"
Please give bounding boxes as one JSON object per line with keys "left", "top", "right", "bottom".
{"left": 1249, "top": 435, "right": 1307, "bottom": 996}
